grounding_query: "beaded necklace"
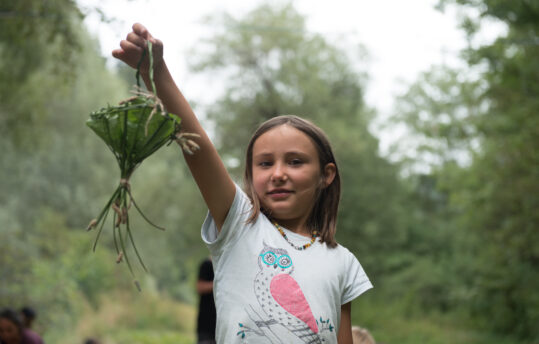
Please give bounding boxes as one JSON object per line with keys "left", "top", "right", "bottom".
{"left": 272, "top": 222, "right": 318, "bottom": 251}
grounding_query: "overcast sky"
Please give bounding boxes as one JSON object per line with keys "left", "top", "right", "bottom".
{"left": 78, "top": 0, "right": 502, "bottom": 154}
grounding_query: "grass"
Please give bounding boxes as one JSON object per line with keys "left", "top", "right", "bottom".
{"left": 352, "top": 294, "right": 522, "bottom": 344}
{"left": 44, "top": 278, "right": 525, "bottom": 344}
{"left": 51, "top": 284, "right": 197, "bottom": 344}
{"left": 108, "top": 329, "right": 194, "bottom": 344}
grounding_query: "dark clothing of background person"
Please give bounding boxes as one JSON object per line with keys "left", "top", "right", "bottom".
{"left": 19, "top": 307, "right": 44, "bottom": 344}
{"left": 21, "top": 328, "right": 44, "bottom": 344}
{"left": 196, "top": 258, "right": 216, "bottom": 344}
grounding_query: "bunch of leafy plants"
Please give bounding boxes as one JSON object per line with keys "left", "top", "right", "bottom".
{"left": 86, "top": 41, "right": 198, "bottom": 289}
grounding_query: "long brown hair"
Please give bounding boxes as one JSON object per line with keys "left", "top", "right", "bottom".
{"left": 243, "top": 115, "right": 340, "bottom": 248}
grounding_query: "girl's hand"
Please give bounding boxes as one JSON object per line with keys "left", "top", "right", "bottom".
{"left": 112, "top": 24, "right": 236, "bottom": 232}
{"left": 112, "top": 23, "right": 164, "bottom": 76}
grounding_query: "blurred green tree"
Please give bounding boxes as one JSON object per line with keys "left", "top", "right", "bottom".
{"left": 393, "top": 0, "right": 539, "bottom": 338}
{"left": 0, "top": 0, "right": 83, "bottom": 144}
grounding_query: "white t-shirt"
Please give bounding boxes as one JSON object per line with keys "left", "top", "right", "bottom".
{"left": 202, "top": 184, "right": 372, "bottom": 343}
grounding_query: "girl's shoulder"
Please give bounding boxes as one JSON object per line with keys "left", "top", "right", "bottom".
{"left": 321, "top": 240, "right": 354, "bottom": 256}
{"left": 202, "top": 183, "right": 259, "bottom": 250}
{"left": 312, "top": 241, "right": 359, "bottom": 266}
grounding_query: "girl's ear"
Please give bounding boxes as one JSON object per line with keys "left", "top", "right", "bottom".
{"left": 322, "top": 163, "right": 337, "bottom": 188}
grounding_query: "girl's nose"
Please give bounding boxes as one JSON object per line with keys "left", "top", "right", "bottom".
{"left": 271, "top": 163, "right": 287, "bottom": 182}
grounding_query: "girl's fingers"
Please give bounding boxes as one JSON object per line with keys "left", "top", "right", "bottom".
{"left": 126, "top": 24, "right": 159, "bottom": 52}
{"left": 131, "top": 24, "right": 163, "bottom": 53}
{"left": 111, "top": 48, "right": 133, "bottom": 66}
{"left": 111, "top": 48, "right": 124, "bottom": 59}
{"left": 150, "top": 38, "right": 164, "bottom": 56}
{"left": 132, "top": 23, "right": 151, "bottom": 40}
{"left": 112, "top": 23, "right": 163, "bottom": 68}
{"left": 112, "top": 39, "right": 144, "bottom": 67}
{"left": 127, "top": 31, "right": 147, "bottom": 48}
{"left": 119, "top": 39, "right": 143, "bottom": 55}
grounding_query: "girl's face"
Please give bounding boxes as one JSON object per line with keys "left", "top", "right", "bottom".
{"left": 0, "top": 318, "right": 21, "bottom": 344}
{"left": 251, "top": 124, "right": 335, "bottom": 233}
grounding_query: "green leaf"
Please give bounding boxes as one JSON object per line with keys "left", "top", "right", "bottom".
{"left": 86, "top": 96, "right": 180, "bottom": 174}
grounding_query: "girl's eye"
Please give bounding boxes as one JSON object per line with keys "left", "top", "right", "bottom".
{"left": 289, "top": 159, "right": 303, "bottom": 166}
{"left": 258, "top": 161, "right": 272, "bottom": 167}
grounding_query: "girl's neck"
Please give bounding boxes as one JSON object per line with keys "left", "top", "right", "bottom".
{"left": 273, "top": 218, "right": 311, "bottom": 237}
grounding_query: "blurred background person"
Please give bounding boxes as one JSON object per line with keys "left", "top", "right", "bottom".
{"left": 352, "top": 325, "right": 376, "bottom": 344}
{"left": 19, "top": 308, "right": 35, "bottom": 330}
{"left": 196, "top": 256, "right": 216, "bottom": 344}
{"left": 19, "top": 307, "right": 43, "bottom": 344}
{"left": 0, "top": 308, "right": 44, "bottom": 344}
{"left": 0, "top": 308, "right": 23, "bottom": 344}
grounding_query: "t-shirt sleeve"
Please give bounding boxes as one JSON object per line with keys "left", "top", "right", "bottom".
{"left": 201, "top": 183, "right": 253, "bottom": 255}
{"left": 341, "top": 250, "right": 373, "bottom": 305}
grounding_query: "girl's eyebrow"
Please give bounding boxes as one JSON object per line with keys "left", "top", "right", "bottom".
{"left": 284, "top": 150, "right": 310, "bottom": 157}
{"left": 253, "top": 152, "right": 274, "bottom": 158}
{"left": 254, "top": 151, "right": 307, "bottom": 157}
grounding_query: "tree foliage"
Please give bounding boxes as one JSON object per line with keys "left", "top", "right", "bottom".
{"left": 0, "top": 0, "right": 205, "bottom": 340}
{"left": 0, "top": 0, "right": 84, "bottom": 143}
{"left": 395, "top": 0, "right": 539, "bottom": 339}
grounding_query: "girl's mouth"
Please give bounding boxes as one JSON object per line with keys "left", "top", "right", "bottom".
{"left": 267, "top": 189, "right": 293, "bottom": 199}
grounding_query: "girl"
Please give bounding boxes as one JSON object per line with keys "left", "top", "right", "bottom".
{"left": 113, "top": 23, "right": 372, "bottom": 344}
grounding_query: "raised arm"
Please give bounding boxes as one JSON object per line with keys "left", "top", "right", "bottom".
{"left": 112, "top": 23, "right": 235, "bottom": 230}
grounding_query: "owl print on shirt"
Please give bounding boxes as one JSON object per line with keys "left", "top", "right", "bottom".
{"left": 237, "top": 243, "right": 334, "bottom": 343}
